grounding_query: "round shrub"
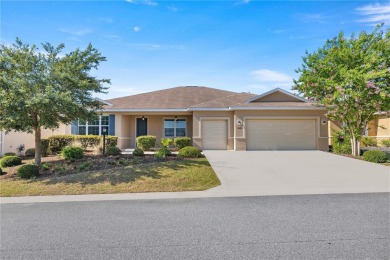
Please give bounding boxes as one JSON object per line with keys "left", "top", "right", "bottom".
{"left": 4, "top": 152, "right": 16, "bottom": 156}
{"left": 174, "top": 137, "right": 192, "bottom": 149}
{"left": 106, "top": 146, "right": 122, "bottom": 156}
{"left": 40, "top": 139, "right": 50, "bottom": 157}
{"left": 136, "top": 135, "right": 156, "bottom": 151}
{"left": 155, "top": 147, "right": 172, "bottom": 158}
{"left": 25, "top": 148, "right": 36, "bottom": 157}
{"left": 362, "top": 150, "right": 387, "bottom": 163}
{"left": 381, "top": 139, "right": 390, "bottom": 148}
{"left": 61, "top": 146, "right": 84, "bottom": 160}
{"left": 178, "top": 146, "right": 201, "bottom": 158}
{"left": 17, "top": 164, "right": 40, "bottom": 179}
{"left": 0, "top": 156, "right": 22, "bottom": 168}
{"left": 132, "top": 147, "right": 144, "bottom": 156}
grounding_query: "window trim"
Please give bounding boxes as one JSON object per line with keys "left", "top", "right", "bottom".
{"left": 78, "top": 115, "right": 109, "bottom": 136}
{"left": 163, "top": 117, "right": 187, "bottom": 138}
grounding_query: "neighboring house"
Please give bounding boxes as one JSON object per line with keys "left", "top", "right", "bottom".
{"left": 1, "top": 86, "right": 332, "bottom": 155}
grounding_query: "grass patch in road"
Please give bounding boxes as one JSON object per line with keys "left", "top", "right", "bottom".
{"left": 0, "top": 158, "right": 220, "bottom": 197}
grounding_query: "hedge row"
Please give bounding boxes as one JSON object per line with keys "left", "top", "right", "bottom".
{"left": 135, "top": 136, "right": 192, "bottom": 151}
{"left": 45, "top": 135, "right": 118, "bottom": 154}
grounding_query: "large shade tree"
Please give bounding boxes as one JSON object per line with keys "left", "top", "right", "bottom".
{"left": 0, "top": 39, "right": 110, "bottom": 165}
{"left": 293, "top": 25, "right": 390, "bottom": 156}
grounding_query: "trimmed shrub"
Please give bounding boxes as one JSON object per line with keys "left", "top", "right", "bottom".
{"left": 41, "top": 139, "right": 50, "bottom": 157}
{"left": 161, "top": 138, "right": 173, "bottom": 148}
{"left": 136, "top": 135, "right": 156, "bottom": 151}
{"left": 380, "top": 139, "right": 390, "bottom": 148}
{"left": 105, "top": 136, "right": 118, "bottom": 147}
{"left": 0, "top": 156, "right": 22, "bottom": 168}
{"left": 4, "top": 152, "right": 16, "bottom": 156}
{"left": 49, "top": 135, "right": 75, "bottom": 153}
{"left": 61, "top": 146, "right": 83, "bottom": 160}
{"left": 106, "top": 146, "right": 122, "bottom": 156}
{"left": 178, "top": 146, "right": 201, "bottom": 158}
{"left": 361, "top": 137, "right": 377, "bottom": 147}
{"left": 25, "top": 148, "right": 35, "bottom": 157}
{"left": 155, "top": 147, "right": 172, "bottom": 158}
{"left": 76, "top": 135, "right": 101, "bottom": 149}
{"left": 174, "top": 137, "right": 191, "bottom": 149}
{"left": 132, "top": 147, "right": 144, "bottom": 156}
{"left": 17, "top": 164, "right": 40, "bottom": 179}
{"left": 362, "top": 150, "right": 387, "bottom": 163}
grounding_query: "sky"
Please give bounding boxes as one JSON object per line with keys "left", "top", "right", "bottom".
{"left": 1, "top": 0, "right": 390, "bottom": 99}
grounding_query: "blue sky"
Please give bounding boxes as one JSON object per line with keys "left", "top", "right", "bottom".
{"left": 1, "top": 0, "right": 390, "bottom": 99}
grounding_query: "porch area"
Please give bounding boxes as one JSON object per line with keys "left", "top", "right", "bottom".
{"left": 114, "top": 113, "right": 193, "bottom": 149}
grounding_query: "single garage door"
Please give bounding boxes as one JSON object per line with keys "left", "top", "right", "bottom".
{"left": 202, "top": 120, "right": 228, "bottom": 150}
{"left": 246, "top": 119, "right": 316, "bottom": 150}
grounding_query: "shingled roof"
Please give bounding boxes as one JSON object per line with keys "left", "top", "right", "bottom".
{"left": 102, "top": 86, "right": 323, "bottom": 111}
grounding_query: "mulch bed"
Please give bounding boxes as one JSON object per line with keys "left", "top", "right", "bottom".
{"left": 0, "top": 152, "right": 184, "bottom": 180}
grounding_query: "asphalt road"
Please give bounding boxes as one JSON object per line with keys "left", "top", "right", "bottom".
{"left": 1, "top": 193, "right": 389, "bottom": 259}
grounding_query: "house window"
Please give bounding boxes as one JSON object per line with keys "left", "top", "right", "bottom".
{"left": 164, "top": 118, "right": 186, "bottom": 137}
{"left": 78, "top": 116, "right": 109, "bottom": 135}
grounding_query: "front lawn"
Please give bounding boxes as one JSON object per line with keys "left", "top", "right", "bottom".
{"left": 0, "top": 157, "right": 220, "bottom": 197}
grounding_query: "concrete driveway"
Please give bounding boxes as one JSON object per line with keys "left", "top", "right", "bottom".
{"left": 204, "top": 151, "right": 390, "bottom": 196}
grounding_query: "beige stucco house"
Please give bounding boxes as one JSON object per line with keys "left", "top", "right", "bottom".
{"left": 2, "top": 86, "right": 387, "bottom": 156}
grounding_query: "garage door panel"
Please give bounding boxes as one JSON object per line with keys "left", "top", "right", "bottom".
{"left": 202, "top": 120, "right": 227, "bottom": 150}
{"left": 246, "top": 119, "right": 316, "bottom": 150}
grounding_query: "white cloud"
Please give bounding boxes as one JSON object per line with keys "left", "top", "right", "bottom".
{"left": 167, "top": 5, "right": 179, "bottom": 12}
{"left": 298, "top": 13, "right": 330, "bottom": 23}
{"left": 133, "top": 26, "right": 141, "bottom": 32}
{"left": 103, "top": 34, "right": 120, "bottom": 39}
{"left": 356, "top": 2, "right": 390, "bottom": 24}
{"left": 250, "top": 69, "right": 294, "bottom": 90}
{"left": 59, "top": 28, "right": 92, "bottom": 36}
{"left": 125, "top": 0, "right": 158, "bottom": 6}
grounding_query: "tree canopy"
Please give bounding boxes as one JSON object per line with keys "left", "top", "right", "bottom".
{"left": 0, "top": 38, "right": 110, "bottom": 164}
{"left": 293, "top": 25, "right": 390, "bottom": 156}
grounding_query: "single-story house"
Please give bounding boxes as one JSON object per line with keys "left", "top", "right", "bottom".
{"left": 1, "top": 86, "right": 388, "bottom": 155}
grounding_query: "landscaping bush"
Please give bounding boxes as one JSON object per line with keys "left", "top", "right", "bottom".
{"left": 174, "top": 137, "right": 192, "bottom": 149}
{"left": 155, "top": 147, "right": 172, "bottom": 158}
{"left": 161, "top": 138, "right": 173, "bottom": 148}
{"left": 76, "top": 135, "right": 101, "bottom": 149}
{"left": 49, "top": 135, "right": 75, "bottom": 153}
{"left": 41, "top": 138, "right": 50, "bottom": 157}
{"left": 0, "top": 156, "right": 22, "bottom": 168}
{"left": 178, "top": 146, "right": 201, "bottom": 158}
{"left": 61, "top": 146, "right": 83, "bottom": 160}
{"left": 25, "top": 148, "right": 35, "bottom": 157}
{"left": 380, "top": 139, "right": 390, "bottom": 148}
{"left": 362, "top": 150, "right": 388, "bottom": 163}
{"left": 136, "top": 135, "right": 156, "bottom": 150}
{"left": 331, "top": 130, "right": 352, "bottom": 154}
{"left": 106, "top": 146, "right": 122, "bottom": 156}
{"left": 132, "top": 147, "right": 144, "bottom": 156}
{"left": 105, "top": 136, "right": 118, "bottom": 147}
{"left": 4, "top": 152, "right": 16, "bottom": 156}
{"left": 17, "top": 164, "right": 40, "bottom": 179}
{"left": 361, "top": 136, "right": 377, "bottom": 147}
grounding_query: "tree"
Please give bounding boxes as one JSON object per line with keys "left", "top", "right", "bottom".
{"left": 293, "top": 25, "right": 390, "bottom": 156}
{"left": 0, "top": 39, "right": 110, "bottom": 165}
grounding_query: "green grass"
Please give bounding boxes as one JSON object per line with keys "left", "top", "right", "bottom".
{"left": 0, "top": 158, "right": 220, "bottom": 197}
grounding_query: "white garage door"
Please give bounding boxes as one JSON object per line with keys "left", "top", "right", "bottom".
{"left": 246, "top": 119, "right": 316, "bottom": 150}
{"left": 202, "top": 120, "right": 228, "bottom": 150}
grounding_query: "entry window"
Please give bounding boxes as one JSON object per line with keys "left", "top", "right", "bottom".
{"left": 78, "top": 116, "right": 109, "bottom": 135}
{"left": 164, "top": 118, "right": 186, "bottom": 137}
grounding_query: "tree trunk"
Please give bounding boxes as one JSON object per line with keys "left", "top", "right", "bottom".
{"left": 350, "top": 135, "right": 360, "bottom": 157}
{"left": 34, "top": 127, "right": 41, "bottom": 166}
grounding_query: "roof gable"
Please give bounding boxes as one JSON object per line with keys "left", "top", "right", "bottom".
{"left": 246, "top": 88, "right": 307, "bottom": 103}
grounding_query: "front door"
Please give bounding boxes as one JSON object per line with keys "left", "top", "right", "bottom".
{"left": 136, "top": 118, "right": 148, "bottom": 137}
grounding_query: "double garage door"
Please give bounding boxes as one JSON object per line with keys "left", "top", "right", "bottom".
{"left": 201, "top": 119, "right": 317, "bottom": 150}
{"left": 246, "top": 119, "right": 316, "bottom": 150}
